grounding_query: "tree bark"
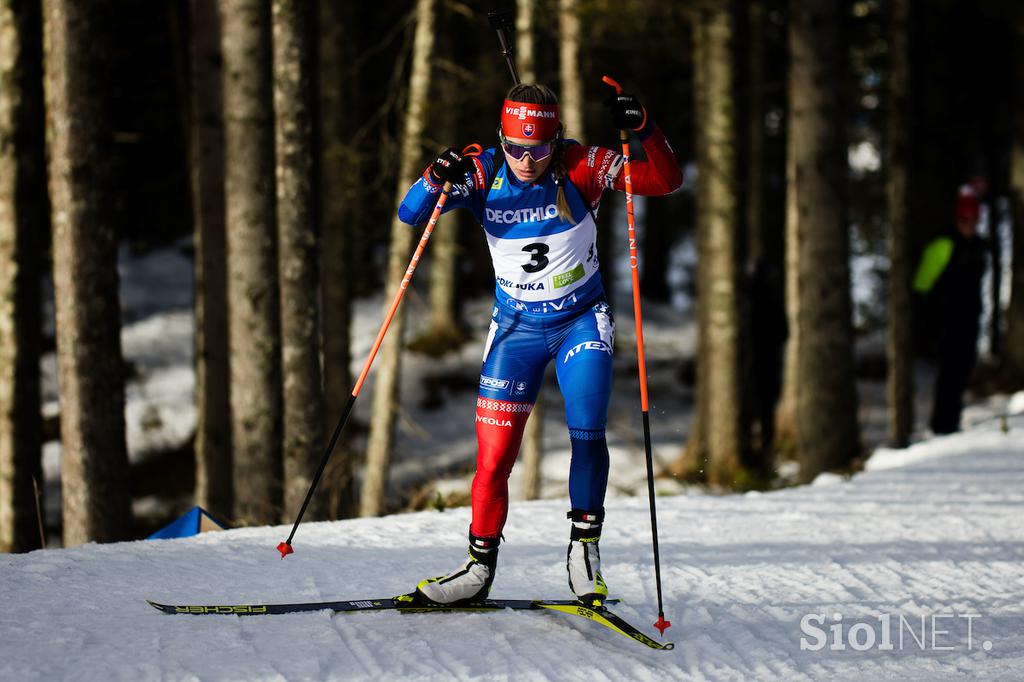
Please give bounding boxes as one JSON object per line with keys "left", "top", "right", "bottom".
{"left": 640, "top": 197, "right": 673, "bottom": 302}
{"left": 220, "top": 0, "right": 282, "bottom": 525}
{"left": 698, "top": 4, "right": 747, "bottom": 485}
{"left": 273, "top": 0, "right": 324, "bottom": 522}
{"left": 0, "top": 0, "right": 45, "bottom": 552}
{"left": 745, "top": 0, "right": 766, "bottom": 267}
{"left": 188, "top": 0, "right": 232, "bottom": 520}
{"left": 787, "top": 0, "right": 860, "bottom": 481}
{"left": 413, "top": 3, "right": 464, "bottom": 354}
{"left": 516, "top": 0, "right": 536, "bottom": 84}
{"left": 520, "top": 393, "right": 544, "bottom": 501}
{"left": 517, "top": 0, "right": 548, "bottom": 502}
{"left": 676, "top": 7, "right": 712, "bottom": 479}
{"left": 886, "top": 0, "right": 914, "bottom": 446}
{"left": 44, "top": 0, "right": 133, "bottom": 545}
{"left": 360, "top": 0, "right": 436, "bottom": 517}
{"left": 1005, "top": 18, "right": 1024, "bottom": 388}
{"left": 558, "top": 0, "right": 583, "bottom": 137}
{"left": 317, "top": 0, "right": 357, "bottom": 518}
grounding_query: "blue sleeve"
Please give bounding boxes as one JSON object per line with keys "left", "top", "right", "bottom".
{"left": 397, "top": 148, "right": 496, "bottom": 226}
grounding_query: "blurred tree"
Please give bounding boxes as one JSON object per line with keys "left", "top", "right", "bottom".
{"left": 318, "top": 0, "right": 357, "bottom": 518}
{"left": 886, "top": 0, "right": 914, "bottom": 446}
{"left": 520, "top": 0, "right": 545, "bottom": 503}
{"left": 188, "top": 0, "right": 232, "bottom": 520}
{"left": 517, "top": 0, "right": 537, "bottom": 83}
{"left": 640, "top": 198, "right": 672, "bottom": 302}
{"left": 44, "top": 0, "right": 133, "bottom": 545}
{"left": 558, "top": 0, "right": 583, "bottom": 137}
{"left": 410, "top": 1, "right": 468, "bottom": 355}
{"left": 691, "top": 1, "right": 749, "bottom": 485}
{"left": 1006, "top": 16, "right": 1024, "bottom": 388}
{"left": 274, "top": 0, "right": 324, "bottom": 522}
{"left": 745, "top": 0, "right": 767, "bottom": 268}
{"left": 742, "top": 0, "right": 788, "bottom": 474}
{"left": 220, "top": 0, "right": 282, "bottom": 525}
{"left": 784, "top": 0, "right": 860, "bottom": 481}
{"left": 0, "top": 0, "right": 45, "bottom": 552}
{"left": 361, "top": 0, "right": 436, "bottom": 517}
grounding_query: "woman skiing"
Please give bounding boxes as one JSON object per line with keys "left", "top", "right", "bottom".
{"left": 397, "top": 83, "right": 681, "bottom": 606}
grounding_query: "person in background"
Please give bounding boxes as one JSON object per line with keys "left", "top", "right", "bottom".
{"left": 913, "top": 182, "right": 989, "bottom": 434}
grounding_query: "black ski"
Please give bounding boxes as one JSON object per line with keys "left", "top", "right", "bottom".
{"left": 147, "top": 594, "right": 672, "bottom": 650}
{"left": 146, "top": 594, "right": 595, "bottom": 616}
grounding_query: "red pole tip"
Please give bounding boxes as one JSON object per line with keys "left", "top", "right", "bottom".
{"left": 277, "top": 541, "right": 294, "bottom": 558}
{"left": 654, "top": 616, "right": 672, "bottom": 635}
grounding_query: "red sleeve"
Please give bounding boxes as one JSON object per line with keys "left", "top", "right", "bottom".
{"left": 566, "top": 124, "right": 682, "bottom": 210}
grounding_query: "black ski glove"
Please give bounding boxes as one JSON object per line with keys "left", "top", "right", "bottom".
{"left": 428, "top": 147, "right": 471, "bottom": 185}
{"left": 604, "top": 93, "right": 647, "bottom": 131}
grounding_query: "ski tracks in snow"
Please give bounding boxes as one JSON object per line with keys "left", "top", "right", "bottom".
{"left": 1, "top": 425, "right": 1023, "bottom": 680}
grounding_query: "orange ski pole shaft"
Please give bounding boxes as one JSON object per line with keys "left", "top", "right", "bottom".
{"left": 602, "top": 76, "right": 670, "bottom": 636}
{"left": 278, "top": 145, "right": 481, "bottom": 558}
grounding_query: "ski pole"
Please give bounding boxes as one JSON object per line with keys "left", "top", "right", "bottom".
{"left": 277, "top": 144, "right": 482, "bottom": 558}
{"left": 601, "top": 75, "right": 670, "bottom": 636}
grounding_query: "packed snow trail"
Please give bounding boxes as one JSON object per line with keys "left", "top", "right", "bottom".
{"left": 3, "top": 422, "right": 1023, "bottom": 681}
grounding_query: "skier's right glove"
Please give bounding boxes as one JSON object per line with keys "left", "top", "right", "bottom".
{"left": 427, "top": 147, "right": 471, "bottom": 185}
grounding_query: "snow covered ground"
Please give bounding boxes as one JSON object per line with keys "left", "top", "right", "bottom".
{"left": 3, "top": 416, "right": 1022, "bottom": 681}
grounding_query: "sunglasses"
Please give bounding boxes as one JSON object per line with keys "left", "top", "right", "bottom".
{"left": 498, "top": 132, "right": 556, "bottom": 162}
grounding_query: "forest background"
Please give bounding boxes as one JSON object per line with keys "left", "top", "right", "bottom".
{"left": 2, "top": 0, "right": 1024, "bottom": 551}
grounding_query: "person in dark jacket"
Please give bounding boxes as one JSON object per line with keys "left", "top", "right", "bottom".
{"left": 913, "top": 184, "right": 988, "bottom": 434}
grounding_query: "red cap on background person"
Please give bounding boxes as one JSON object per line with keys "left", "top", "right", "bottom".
{"left": 955, "top": 188, "right": 980, "bottom": 221}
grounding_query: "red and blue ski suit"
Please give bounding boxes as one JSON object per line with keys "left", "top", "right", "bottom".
{"left": 398, "top": 123, "right": 681, "bottom": 538}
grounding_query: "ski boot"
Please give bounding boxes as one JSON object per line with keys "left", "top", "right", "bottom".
{"left": 567, "top": 508, "right": 608, "bottom": 607}
{"left": 416, "top": 532, "right": 498, "bottom": 605}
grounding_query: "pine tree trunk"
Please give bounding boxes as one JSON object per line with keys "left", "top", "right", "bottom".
{"left": 273, "top": 0, "right": 324, "bottom": 522}
{"left": 885, "top": 0, "right": 914, "bottom": 446}
{"left": 1005, "top": 19, "right": 1024, "bottom": 388}
{"left": 318, "top": 0, "right": 357, "bottom": 518}
{"left": 787, "top": 0, "right": 860, "bottom": 482}
{"left": 0, "top": 0, "right": 45, "bottom": 552}
{"left": 416, "top": 5, "right": 464, "bottom": 352}
{"left": 220, "top": 0, "right": 282, "bottom": 525}
{"left": 745, "top": 0, "right": 766, "bottom": 267}
{"left": 44, "top": 0, "right": 133, "bottom": 545}
{"left": 517, "top": 0, "right": 547, "bottom": 502}
{"left": 520, "top": 395, "right": 544, "bottom": 501}
{"left": 697, "top": 4, "right": 748, "bottom": 485}
{"left": 558, "top": 0, "right": 583, "bottom": 137}
{"left": 640, "top": 198, "right": 672, "bottom": 302}
{"left": 516, "top": 0, "right": 536, "bottom": 83}
{"left": 360, "top": 0, "right": 436, "bottom": 518}
{"left": 188, "top": 0, "right": 232, "bottom": 520}
{"left": 676, "top": 9, "right": 711, "bottom": 478}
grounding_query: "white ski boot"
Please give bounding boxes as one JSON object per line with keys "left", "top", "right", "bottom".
{"left": 567, "top": 509, "right": 608, "bottom": 606}
{"left": 416, "top": 533, "right": 498, "bottom": 604}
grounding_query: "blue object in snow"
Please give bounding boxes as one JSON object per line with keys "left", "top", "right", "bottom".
{"left": 148, "top": 506, "right": 227, "bottom": 540}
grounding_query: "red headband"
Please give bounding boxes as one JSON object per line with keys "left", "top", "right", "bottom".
{"left": 500, "top": 100, "right": 560, "bottom": 141}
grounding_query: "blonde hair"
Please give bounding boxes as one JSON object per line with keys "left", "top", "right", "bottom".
{"left": 504, "top": 84, "right": 574, "bottom": 224}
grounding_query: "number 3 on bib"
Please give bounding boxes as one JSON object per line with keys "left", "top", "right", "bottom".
{"left": 521, "top": 243, "right": 550, "bottom": 273}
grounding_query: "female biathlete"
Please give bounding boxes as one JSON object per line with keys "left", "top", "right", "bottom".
{"left": 397, "top": 83, "right": 681, "bottom": 606}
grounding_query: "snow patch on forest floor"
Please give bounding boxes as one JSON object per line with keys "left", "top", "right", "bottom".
{"left": 36, "top": 244, "right": 1022, "bottom": 537}
{"left": 2, "top": 418, "right": 1022, "bottom": 680}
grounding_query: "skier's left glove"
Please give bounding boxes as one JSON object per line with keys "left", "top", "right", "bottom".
{"left": 604, "top": 93, "right": 647, "bottom": 131}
